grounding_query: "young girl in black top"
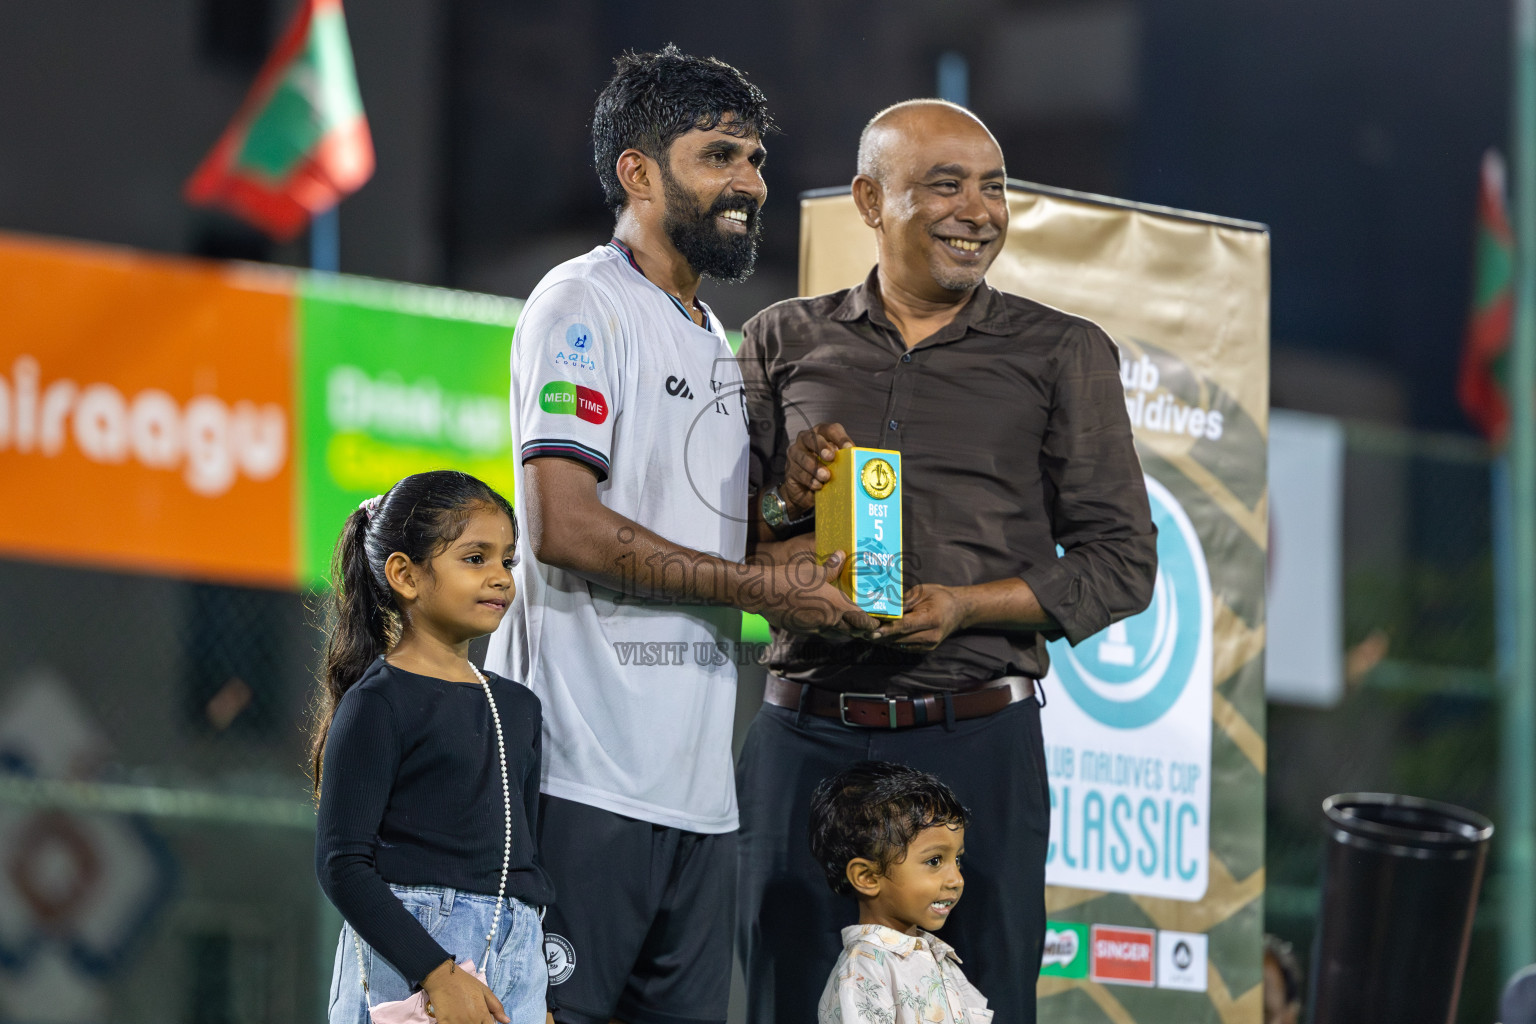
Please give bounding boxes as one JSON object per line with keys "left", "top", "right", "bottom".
{"left": 313, "top": 471, "right": 552, "bottom": 1024}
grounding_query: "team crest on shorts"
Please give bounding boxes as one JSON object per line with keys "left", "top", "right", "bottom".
{"left": 545, "top": 933, "right": 576, "bottom": 985}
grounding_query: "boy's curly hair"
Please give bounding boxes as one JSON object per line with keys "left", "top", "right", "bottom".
{"left": 808, "top": 761, "right": 969, "bottom": 898}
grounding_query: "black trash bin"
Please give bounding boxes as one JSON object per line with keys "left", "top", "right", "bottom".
{"left": 1310, "top": 793, "right": 1493, "bottom": 1024}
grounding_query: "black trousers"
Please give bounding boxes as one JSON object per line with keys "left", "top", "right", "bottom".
{"left": 735, "top": 692, "right": 1050, "bottom": 1024}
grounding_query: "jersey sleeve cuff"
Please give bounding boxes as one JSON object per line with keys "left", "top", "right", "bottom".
{"left": 520, "top": 438, "right": 611, "bottom": 482}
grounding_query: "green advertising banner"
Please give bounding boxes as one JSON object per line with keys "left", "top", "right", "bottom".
{"left": 293, "top": 274, "right": 770, "bottom": 643}
{"left": 294, "top": 276, "right": 522, "bottom": 587}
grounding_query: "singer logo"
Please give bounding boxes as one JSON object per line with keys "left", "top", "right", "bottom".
{"left": 0, "top": 357, "right": 286, "bottom": 497}
{"left": 1089, "top": 925, "right": 1155, "bottom": 986}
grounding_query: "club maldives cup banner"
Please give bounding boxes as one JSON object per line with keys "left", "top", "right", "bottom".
{"left": 802, "top": 185, "right": 1269, "bottom": 1024}
{"left": 0, "top": 233, "right": 520, "bottom": 589}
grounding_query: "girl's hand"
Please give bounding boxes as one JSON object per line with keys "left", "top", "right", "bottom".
{"left": 420, "top": 959, "right": 509, "bottom": 1024}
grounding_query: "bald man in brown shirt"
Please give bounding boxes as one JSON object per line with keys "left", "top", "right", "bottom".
{"left": 735, "top": 100, "right": 1157, "bottom": 1024}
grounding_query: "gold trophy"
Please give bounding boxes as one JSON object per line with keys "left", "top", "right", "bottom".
{"left": 815, "top": 446, "right": 903, "bottom": 618}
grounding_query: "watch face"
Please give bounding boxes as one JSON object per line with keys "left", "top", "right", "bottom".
{"left": 761, "top": 489, "right": 787, "bottom": 526}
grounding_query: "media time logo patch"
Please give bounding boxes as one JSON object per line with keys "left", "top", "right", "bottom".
{"left": 539, "top": 381, "right": 608, "bottom": 424}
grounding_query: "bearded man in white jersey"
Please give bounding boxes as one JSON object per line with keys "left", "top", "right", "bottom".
{"left": 484, "top": 45, "right": 876, "bottom": 1024}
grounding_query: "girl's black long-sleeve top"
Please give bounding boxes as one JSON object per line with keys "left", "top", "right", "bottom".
{"left": 315, "top": 658, "right": 554, "bottom": 985}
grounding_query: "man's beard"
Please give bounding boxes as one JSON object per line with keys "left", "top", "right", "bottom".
{"left": 929, "top": 261, "right": 990, "bottom": 293}
{"left": 928, "top": 235, "right": 995, "bottom": 293}
{"left": 660, "top": 166, "right": 761, "bottom": 283}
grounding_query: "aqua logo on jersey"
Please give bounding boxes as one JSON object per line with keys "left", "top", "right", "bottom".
{"left": 552, "top": 322, "right": 599, "bottom": 375}
{"left": 1047, "top": 476, "right": 1211, "bottom": 730}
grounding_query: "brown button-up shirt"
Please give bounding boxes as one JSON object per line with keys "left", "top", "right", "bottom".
{"left": 740, "top": 268, "right": 1157, "bottom": 694}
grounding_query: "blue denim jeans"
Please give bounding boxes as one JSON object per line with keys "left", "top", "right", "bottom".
{"left": 329, "top": 884, "right": 547, "bottom": 1024}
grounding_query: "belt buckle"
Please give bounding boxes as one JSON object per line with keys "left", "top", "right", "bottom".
{"left": 839, "top": 692, "right": 900, "bottom": 729}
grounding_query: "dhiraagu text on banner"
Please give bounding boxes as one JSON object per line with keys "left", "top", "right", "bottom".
{"left": 296, "top": 275, "right": 521, "bottom": 587}
{"left": 0, "top": 235, "right": 297, "bottom": 586}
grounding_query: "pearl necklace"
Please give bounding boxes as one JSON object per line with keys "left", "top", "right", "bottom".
{"left": 470, "top": 661, "right": 513, "bottom": 969}
{"left": 352, "top": 661, "right": 513, "bottom": 1007}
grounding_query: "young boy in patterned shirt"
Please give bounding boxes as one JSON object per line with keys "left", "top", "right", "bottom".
{"left": 809, "top": 762, "right": 993, "bottom": 1024}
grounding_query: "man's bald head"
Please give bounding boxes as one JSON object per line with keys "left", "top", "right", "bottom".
{"left": 856, "top": 99, "right": 999, "bottom": 184}
{"left": 849, "top": 98, "right": 1008, "bottom": 299}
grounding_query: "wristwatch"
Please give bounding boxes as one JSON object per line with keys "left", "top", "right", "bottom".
{"left": 760, "top": 485, "right": 812, "bottom": 534}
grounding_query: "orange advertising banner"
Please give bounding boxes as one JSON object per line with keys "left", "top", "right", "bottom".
{"left": 0, "top": 236, "right": 297, "bottom": 586}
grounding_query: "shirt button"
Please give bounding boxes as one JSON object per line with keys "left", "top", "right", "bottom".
{"left": 901, "top": 353, "right": 912, "bottom": 363}
{"left": 888, "top": 419, "right": 899, "bottom": 430}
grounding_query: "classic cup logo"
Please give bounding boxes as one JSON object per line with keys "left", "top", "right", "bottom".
{"left": 860, "top": 457, "right": 896, "bottom": 499}
{"left": 544, "top": 933, "right": 576, "bottom": 985}
{"left": 1049, "top": 475, "right": 1211, "bottom": 730}
{"left": 539, "top": 381, "right": 608, "bottom": 424}
{"left": 1043, "top": 472, "right": 1213, "bottom": 901}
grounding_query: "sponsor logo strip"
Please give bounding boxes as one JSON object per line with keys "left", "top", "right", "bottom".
{"left": 1040, "top": 921, "right": 1089, "bottom": 978}
{"left": 1155, "top": 929, "right": 1208, "bottom": 991}
{"left": 1089, "top": 924, "right": 1156, "bottom": 987}
{"left": 538, "top": 381, "right": 609, "bottom": 424}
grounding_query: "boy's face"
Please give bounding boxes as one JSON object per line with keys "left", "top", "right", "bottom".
{"left": 854, "top": 824, "right": 965, "bottom": 936}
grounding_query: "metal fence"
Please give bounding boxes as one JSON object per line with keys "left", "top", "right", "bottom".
{"left": 0, "top": 419, "right": 1507, "bottom": 1023}
{"left": 1265, "top": 421, "right": 1501, "bottom": 1024}
{"left": 0, "top": 560, "right": 328, "bottom": 1022}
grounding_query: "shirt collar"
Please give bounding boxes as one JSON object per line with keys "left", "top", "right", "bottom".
{"left": 840, "top": 924, "right": 963, "bottom": 964}
{"left": 829, "top": 265, "right": 1013, "bottom": 341}
{"left": 606, "top": 238, "right": 713, "bottom": 333}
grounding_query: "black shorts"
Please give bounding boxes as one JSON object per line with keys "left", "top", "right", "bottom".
{"left": 538, "top": 794, "right": 736, "bottom": 1024}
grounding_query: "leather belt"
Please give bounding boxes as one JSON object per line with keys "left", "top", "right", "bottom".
{"left": 763, "top": 675, "right": 1036, "bottom": 729}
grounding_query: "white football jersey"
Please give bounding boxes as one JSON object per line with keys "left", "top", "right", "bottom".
{"left": 485, "top": 242, "right": 749, "bottom": 832}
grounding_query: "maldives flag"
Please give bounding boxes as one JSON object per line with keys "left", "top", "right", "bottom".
{"left": 185, "top": 0, "right": 374, "bottom": 241}
{"left": 1458, "top": 149, "right": 1515, "bottom": 443}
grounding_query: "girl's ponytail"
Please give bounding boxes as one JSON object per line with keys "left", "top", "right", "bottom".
{"left": 309, "top": 505, "right": 393, "bottom": 800}
{"left": 306, "top": 471, "right": 517, "bottom": 801}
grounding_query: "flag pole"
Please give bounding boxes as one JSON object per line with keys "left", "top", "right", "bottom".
{"left": 1504, "top": 0, "right": 1536, "bottom": 982}
{"left": 310, "top": 206, "right": 340, "bottom": 273}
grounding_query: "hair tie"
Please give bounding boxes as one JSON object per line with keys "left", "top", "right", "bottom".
{"left": 358, "top": 494, "right": 384, "bottom": 522}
